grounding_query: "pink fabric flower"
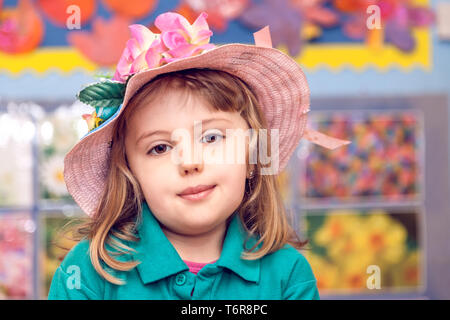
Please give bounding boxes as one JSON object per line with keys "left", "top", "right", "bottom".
{"left": 112, "top": 11, "right": 216, "bottom": 82}
{"left": 112, "top": 24, "right": 165, "bottom": 82}
{"left": 155, "top": 11, "right": 215, "bottom": 62}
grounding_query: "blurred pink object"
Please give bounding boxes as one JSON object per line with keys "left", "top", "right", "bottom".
{"left": 0, "top": 0, "right": 44, "bottom": 54}
{"left": 182, "top": 0, "right": 249, "bottom": 32}
{"left": 0, "top": 214, "right": 33, "bottom": 299}
{"left": 68, "top": 15, "right": 131, "bottom": 67}
{"left": 290, "top": 0, "right": 339, "bottom": 28}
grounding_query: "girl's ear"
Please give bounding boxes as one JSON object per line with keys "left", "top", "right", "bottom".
{"left": 247, "top": 167, "right": 256, "bottom": 179}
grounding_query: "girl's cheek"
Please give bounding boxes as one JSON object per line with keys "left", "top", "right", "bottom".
{"left": 134, "top": 159, "right": 167, "bottom": 184}
{"left": 215, "top": 164, "right": 247, "bottom": 188}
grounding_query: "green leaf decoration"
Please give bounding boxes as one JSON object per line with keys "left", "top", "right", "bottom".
{"left": 77, "top": 81, "right": 126, "bottom": 109}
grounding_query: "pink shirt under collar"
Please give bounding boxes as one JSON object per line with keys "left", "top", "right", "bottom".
{"left": 184, "top": 259, "right": 218, "bottom": 275}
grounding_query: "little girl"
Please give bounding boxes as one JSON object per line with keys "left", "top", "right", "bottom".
{"left": 48, "top": 11, "right": 349, "bottom": 300}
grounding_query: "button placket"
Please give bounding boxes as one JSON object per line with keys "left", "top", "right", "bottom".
{"left": 173, "top": 272, "right": 194, "bottom": 300}
{"left": 192, "top": 265, "right": 220, "bottom": 299}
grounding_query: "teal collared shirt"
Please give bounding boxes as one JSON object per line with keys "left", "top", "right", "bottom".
{"left": 48, "top": 202, "right": 319, "bottom": 300}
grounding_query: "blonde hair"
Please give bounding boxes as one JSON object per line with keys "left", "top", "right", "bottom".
{"left": 69, "top": 68, "right": 308, "bottom": 285}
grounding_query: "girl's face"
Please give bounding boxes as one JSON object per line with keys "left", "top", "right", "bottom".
{"left": 125, "top": 88, "right": 251, "bottom": 237}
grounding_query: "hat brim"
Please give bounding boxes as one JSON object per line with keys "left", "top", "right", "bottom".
{"left": 64, "top": 43, "right": 309, "bottom": 216}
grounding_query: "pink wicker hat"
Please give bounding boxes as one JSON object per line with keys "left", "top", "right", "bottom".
{"left": 64, "top": 11, "right": 350, "bottom": 217}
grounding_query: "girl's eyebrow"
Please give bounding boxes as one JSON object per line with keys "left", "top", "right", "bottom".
{"left": 136, "top": 118, "right": 233, "bottom": 145}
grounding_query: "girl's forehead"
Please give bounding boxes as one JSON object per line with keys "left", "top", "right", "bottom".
{"left": 132, "top": 88, "right": 234, "bottom": 120}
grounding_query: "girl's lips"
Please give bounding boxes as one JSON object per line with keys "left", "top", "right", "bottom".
{"left": 178, "top": 185, "right": 216, "bottom": 201}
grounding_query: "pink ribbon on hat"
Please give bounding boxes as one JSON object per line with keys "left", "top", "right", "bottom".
{"left": 253, "top": 26, "right": 351, "bottom": 150}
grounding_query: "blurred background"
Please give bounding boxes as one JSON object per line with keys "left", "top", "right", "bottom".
{"left": 1, "top": 0, "right": 449, "bottom": 300}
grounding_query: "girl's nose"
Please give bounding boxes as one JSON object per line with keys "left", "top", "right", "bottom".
{"left": 177, "top": 146, "right": 204, "bottom": 176}
{"left": 179, "top": 162, "right": 204, "bottom": 176}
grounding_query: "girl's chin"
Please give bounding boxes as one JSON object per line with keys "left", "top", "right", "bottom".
{"left": 173, "top": 216, "right": 226, "bottom": 235}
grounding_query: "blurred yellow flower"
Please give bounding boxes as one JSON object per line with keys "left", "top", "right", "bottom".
{"left": 391, "top": 250, "right": 422, "bottom": 289}
{"left": 353, "top": 212, "right": 407, "bottom": 266}
{"left": 341, "top": 269, "right": 366, "bottom": 291}
{"left": 314, "top": 211, "right": 362, "bottom": 247}
{"left": 338, "top": 253, "right": 376, "bottom": 292}
{"left": 304, "top": 251, "right": 339, "bottom": 291}
{"left": 307, "top": 210, "right": 414, "bottom": 293}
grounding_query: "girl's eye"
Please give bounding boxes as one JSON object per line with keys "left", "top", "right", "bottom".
{"left": 202, "top": 132, "right": 224, "bottom": 144}
{"left": 147, "top": 144, "right": 172, "bottom": 155}
{"left": 147, "top": 132, "right": 223, "bottom": 155}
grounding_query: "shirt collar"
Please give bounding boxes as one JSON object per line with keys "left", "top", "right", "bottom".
{"left": 133, "top": 201, "right": 260, "bottom": 284}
